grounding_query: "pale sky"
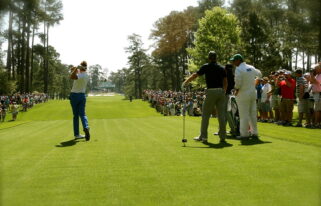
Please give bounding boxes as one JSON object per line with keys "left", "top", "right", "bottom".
{"left": 50, "top": 0, "right": 199, "bottom": 73}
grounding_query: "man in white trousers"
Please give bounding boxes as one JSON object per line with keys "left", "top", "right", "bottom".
{"left": 230, "top": 54, "right": 262, "bottom": 139}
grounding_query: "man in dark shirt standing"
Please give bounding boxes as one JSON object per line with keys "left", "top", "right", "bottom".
{"left": 182, "top": 51, "right": 228, "bottom": 143}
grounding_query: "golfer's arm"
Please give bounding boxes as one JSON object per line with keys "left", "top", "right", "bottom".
{"left": 285, "top": 79, "right": 292, "bottom": 87}
{"left": 309, "top": 74, "right": 317, "bottom": 84}
{"left": 223, "top": 77, "right": 227, "bottom": 92}
{"left": 234, "top": 69, "right": 241, "bottom": 90}
{"left": 309, "top": 75, "right": 320, "bottom": 85}
{"left": 184, "top": 73, "right": 199, "bottom": 85}
{"left": 70, "top": 68, "right": 78, "bottom": 80}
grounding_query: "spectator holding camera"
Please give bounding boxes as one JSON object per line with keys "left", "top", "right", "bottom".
{"left": 277, "top": 71, "right": 296, "bottom": 126}
{"left": 295, "top": 69, "right": 312, "bottom": 127}
{"left": 260, "top": 77, "right": 272, "bottom": 122}
{"left": 270, "top": 72, "right": 281, "bottom": 123}
{"left": 309, "top": 63, "right": 321, "bottom": 128}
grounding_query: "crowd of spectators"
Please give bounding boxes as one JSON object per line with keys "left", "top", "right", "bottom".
{"left": 143, "top": 90, "right": 205, "bottom": 117}
{"left": 256, "top": 63, "right": 321, "bottom": 129}
{"left": 143, "top": 62, "right": 321, "bottom": 130}
{"left": 0, "top": 93, "right": 49, "bottom": 122}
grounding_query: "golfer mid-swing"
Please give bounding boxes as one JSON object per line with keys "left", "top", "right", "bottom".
{"left": 69, "top": 61, "right": 90, "bottom": 141}
{"left": 182, "top": 51, "right": 228, "bottom": 143}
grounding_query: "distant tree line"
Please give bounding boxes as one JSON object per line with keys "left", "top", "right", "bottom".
{"left": 109, "top": 0, "right": 320, "bottom": 98}
{"left": 0, "top": 0, "right": 71, "bottom": 97}
{"left": 1, "top": 0, "right": 320, "bottom": 98}
{"left": 0, "top": 1, "right": 113, "bottom": 97}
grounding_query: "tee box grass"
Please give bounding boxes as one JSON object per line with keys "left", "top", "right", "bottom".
{"left": 0, "top": 95, "right": 320, "bottom": 206}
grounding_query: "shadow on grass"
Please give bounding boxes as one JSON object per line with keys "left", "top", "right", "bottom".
{"left": 55, "top": 139, "right": 82, "bottom": 147}
{"left": 185, "top": 141, "right": 233, "bottom": 149}
{"left": 239, "top": 137, "right": 272, "bottom": 146}
{"left": 223, "top": 134, "right": 272, "bottom": 146}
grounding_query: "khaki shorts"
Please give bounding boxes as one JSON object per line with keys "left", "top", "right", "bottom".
{"left": 315, "top": 100, "right": 321, "bottom": 111}
{"left": 298, "top": 99, "right": 309, "bottom": 113}
{"left": 313, "top": 93, "right": 321, "bottom": 111}
{"left": 271, "top": 95, "right": 280, "bottom": 109}
{"left": 256, "top": 99, "right": 262, "bottom": 111}
{"left": 261, "top": 102, "right": 271, "bottom": 112}
{"left": 308, "top": 99, "right": 314, "bottom": 110}
{"left": 280, "top": 98, "right": 294, "bottom": 113}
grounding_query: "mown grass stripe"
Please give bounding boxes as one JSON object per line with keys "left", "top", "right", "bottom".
{"left": 0, "top": 96, "right": 320, "bottom": 206}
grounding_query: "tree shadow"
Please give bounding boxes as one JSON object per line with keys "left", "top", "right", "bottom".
{"left": 55, "top": 139, "right": 80, "bottom": 147}
{"left": 239, "top": 137, "right": 272, "bottom": 146}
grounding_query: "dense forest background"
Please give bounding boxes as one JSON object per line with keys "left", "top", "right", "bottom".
{"left": 0, "top": 0, "right": 320, "bottom": 98}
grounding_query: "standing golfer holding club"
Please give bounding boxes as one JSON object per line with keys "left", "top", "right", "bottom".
{"left": 230, "top": 54, "right": 262, "bottom": 139}
{"left": 182, "top": 51, "right": 228, "bottom": 143}
{"left": 69, "top": 61, "right": 90, "bottom": 141}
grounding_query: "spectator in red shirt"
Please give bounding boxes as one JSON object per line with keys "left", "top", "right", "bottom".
{"left": 278, "top": 71, "right": 296, "bottom": 126}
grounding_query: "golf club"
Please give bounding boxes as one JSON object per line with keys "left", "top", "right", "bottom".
{"left": 181, "top": 88, "right": 187, "bottom": 146}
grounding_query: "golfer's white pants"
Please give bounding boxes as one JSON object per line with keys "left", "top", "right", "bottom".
{"left": 236, "top": 95, "right": 258, "bottom": 137}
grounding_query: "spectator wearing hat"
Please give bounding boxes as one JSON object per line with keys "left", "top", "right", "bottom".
{"left": 277, "top": 71, "right": 296, "bottom": 126}
{"left": 295, "top": 69, "right": 312, "bottom": 127}
{"left": 182, "top": 51, "right": 228, "bottom": 144}
{"left": 260, "top": 77, "right": 272, "bottom": 122}
{"left": 0, "top": 100, "right": 6, "bottom": 122}
{"left": 230, "top": 54, "right": 262, "bottom": 139}
{"left": 69, "top": 61, "right": 91, "bottom": 141}
{"left": 303, "top": 73, "right": 315, "bottom": 125}
{"left": 10, "top": 102, "right": 19, "bottom": 121}
{"left": 270, "top": 72, "right": 281, "bottom": 123}
{"left": 255, "top": 78, "right": 263, "bottom": 120}
{"left": 309, "top": 63, "right": 321, "bottom": 128}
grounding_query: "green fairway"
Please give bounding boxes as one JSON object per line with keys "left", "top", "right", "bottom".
{"left": 1, "top": 95, "right": 320, "bottom": 206}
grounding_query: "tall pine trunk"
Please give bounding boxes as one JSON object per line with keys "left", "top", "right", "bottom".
{"left": 19, "top": 14, "right": 27, "bottom": 93}
{"left": 25, "top": 21, "right": 31, "bottom": 93}
{"left": 17, "top": 20, "right": 22, "bottom": 90}
{"left": 11, "top": 34, "right": 15, "bottom": 80}
{"left": 302, "top": 52, "right": 305, "bottom": 71}
{"left": 30, "top": 25, "right": 35, "bottom": 92}
{"left": 43, "top": 22, "right": 49, "bottom": 93}
{"left": 6, "top": 10, "right": 13, "bottom": 79}
{"left": 295, "top": 48, "right": 298, "bottom": 70}
{"left": 318, "top": 0, "right": 321, "bottom": 62}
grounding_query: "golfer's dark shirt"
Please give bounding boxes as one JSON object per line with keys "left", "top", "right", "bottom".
{"left": 197, "top": 62, "right": 226, "bottom": 89}
{"left": 226, "top": 71, "right": 235, "bottom": 94}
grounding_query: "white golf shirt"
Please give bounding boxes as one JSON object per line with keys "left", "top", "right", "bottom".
{"left": 261, "top": 83, "right": 272, "bottom": 102}
{"left": 71, "top": 72, "right": 89, "bottom": 93}
{"left": 235, "top": 62, "right": 262, "bottom": 98}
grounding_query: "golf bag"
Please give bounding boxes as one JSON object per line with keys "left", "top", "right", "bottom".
{"left": 226, "top": 95, "right": 240, "bottom": 137}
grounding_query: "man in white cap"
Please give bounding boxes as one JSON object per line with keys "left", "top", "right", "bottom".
{"left": 230, "top": 54, "right": 262, "bottom": 139}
